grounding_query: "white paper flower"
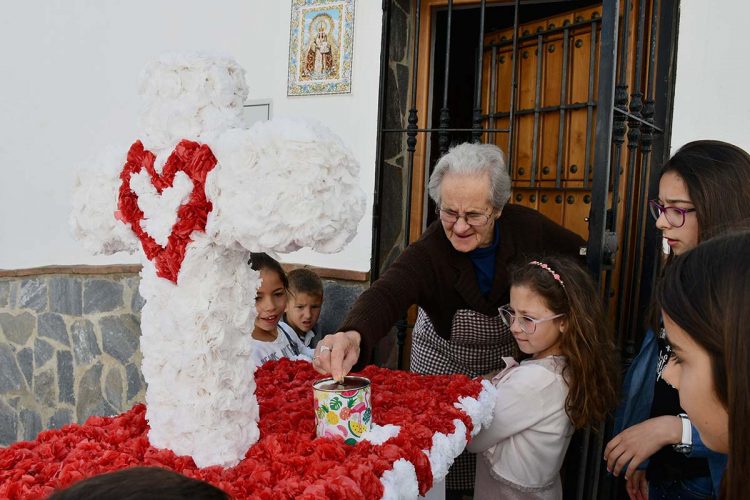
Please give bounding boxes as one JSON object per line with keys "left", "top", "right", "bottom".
{"left": 69, "top": 144, "right": 139, "bottom": 255}
{"left": 129, "top": 170, "right": 193, "bottom": 246}
{"left": 381, "top": 459, "right": 420, "bottom": 499}
{"left": 72, "top": 53, "right": 365, "bottom": 469}
{"left": 138, "top": 52, "right": 248, "bottom": 151}
{"left": 206, "top": 117, "right": 365, "bottom": 255}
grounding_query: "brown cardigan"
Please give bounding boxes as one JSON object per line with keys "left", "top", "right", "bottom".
{"left": 340, "top": 204, "right": 586, "bottom": 367}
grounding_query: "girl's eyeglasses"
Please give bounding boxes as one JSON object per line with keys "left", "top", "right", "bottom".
{"left": 648, "top": 200, "right": 696, "bottom": 228}
{"left": 498, "top": 305, "right": 565, "bottom": 335}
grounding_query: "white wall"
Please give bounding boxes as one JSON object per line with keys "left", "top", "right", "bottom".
{"left": 8, "top": 1, "right": 745, "bottom": 273}
{"left": 670, "top": 0, "right": 750, "bottom": 153}
{"left": 0, "top": 0, "right": 381, "bottom": 272}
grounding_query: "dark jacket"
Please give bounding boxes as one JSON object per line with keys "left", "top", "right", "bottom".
{"left": 341, "top": 204, "right": 586, "bottom": 366}
{"left": 614, "top": 328, "right": 727, "bottom": 494}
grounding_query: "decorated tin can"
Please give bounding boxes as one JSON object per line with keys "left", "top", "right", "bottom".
{"left": 313, "top": 376, "right": 372, "bottom": 444}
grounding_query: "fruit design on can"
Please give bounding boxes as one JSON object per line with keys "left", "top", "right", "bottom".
{"left": 313, "top": 376, "right": 372, "bottom": 444}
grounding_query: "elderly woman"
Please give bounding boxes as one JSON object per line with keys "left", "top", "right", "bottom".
{"left": 315, "top": 142, "right": 584, "bottom": 496}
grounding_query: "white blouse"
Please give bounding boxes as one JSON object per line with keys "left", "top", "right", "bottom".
{"left": 249, "top": 322, "right": 313, "bottom": 368}
{"left": 467, "top": 356, "right": 573, "bottom": 498}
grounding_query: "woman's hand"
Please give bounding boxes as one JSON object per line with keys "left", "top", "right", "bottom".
{"left": 312, "top": 330, "right": 361, "bottom": 382}
{"left": 626, "top": 469, "right": 648, "bottom": 500}
{"left": 603, "top": 415, "right": 682, "bottom": 478}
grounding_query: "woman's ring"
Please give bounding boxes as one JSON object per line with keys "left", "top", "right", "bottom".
{"left": 319, "top": 345, "right": 332, "bottom": 354}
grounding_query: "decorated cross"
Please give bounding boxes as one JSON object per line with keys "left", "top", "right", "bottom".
{"left": 70, "top": 53, "right": 365, "bottom": 468}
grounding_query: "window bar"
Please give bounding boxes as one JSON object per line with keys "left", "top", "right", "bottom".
{"left": 582, "top": 17, "right": 599, "bottom": 189}
{"left": 555, "top": 23, "right": 571, "bottom": 188}
{"left": 530, "top": 34, "right": 544, "bottom": 188}
{"left": 472, "top": 0, "right": 487, "bottom": 143}
{"left": 586, "top": 0, "right": 620, "bottom": 341}
{"left": 601, "top": 0, "right": 631, "bottom": 330}
{"left": 609, "top": 0, "right": 631, "bottom": 230}
{"left": 576, "top": 427, "right": 593, "bottom": 499}
{"left": 507, "top": 0, "right": 521, "bottom": 175}
{"left": 384, "top": 126, "right": 512, "bottom": 133}
{"left": 370, "top": 0, "right": 394, "bottom": 284}
{"left": 489, "top": 45, "right": 498, "bottom": 144}
{"left": 404, "top": 0, "right": 422, "bottom": 240}
{"left": 638, "top": 0, "right": 679, "bottom": 379}
{"left": 617, "top": 0, "right": 632, "bottom": 84}
{"left": 640, "top": 0, "right": 661, "bottom": 153}
{"left": 624, "top": 0, "right": 662, "bottom": 363}
{"left": 617, "top": 0, "right": 648, "bottom": 345}
{"left": 487, "top": 17, "right": 599, "bottom": 48}
{"left": 438, "top": 0, "right": 454, "bottom": 155}
{"left": 583, "top": 20, "right": 620, "bottom": 500}
{"left": 397, "top": 0, "right": 422, "bottom": 371}
{"left": 489, "top": 102, "right": 593, "bottom": 119}
{"left": 589, "top": 5, "right": 630, "bottom": 495}
{"left": 489, "top": 16, "right": 606, "bottom": 48}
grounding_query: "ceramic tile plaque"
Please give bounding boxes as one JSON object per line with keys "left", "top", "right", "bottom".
{"left": 287, "top": 0, "right": 355, "bottom": 96}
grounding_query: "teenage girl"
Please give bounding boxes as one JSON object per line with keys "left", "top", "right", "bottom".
{"left": 658, "top": 230, "right": 750, "bottom": 500}
{"left": 605, "top": 140, "right": 750, "bottom": 499}
{"left": 468, "top": 256, "right": 619, "bottom": 499}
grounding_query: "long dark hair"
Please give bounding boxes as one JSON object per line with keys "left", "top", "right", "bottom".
{"left": 648, "top": 140, "right": 750, "bottom": 329}
{"left": 510, "top": 256, "right": 619, "bottom": 429}
{"left": 249, "top": 252, "right": 288, "bottom": 289}
{"left": 660, "top": 140, "right": 750, "bottom": 243}
{"left": 656, "top": 230, "right": 750, "bottom": 499}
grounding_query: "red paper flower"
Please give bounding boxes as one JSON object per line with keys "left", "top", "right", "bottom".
{"left": 0, "top": 361, "right": 483, "bottom": 499}
{"left": 117, "top": 140, "right": 217, "bottom": 283}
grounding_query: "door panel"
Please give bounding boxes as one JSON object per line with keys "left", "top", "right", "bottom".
{"left": 480, "top": 5, "right": 603, "bottom": 241}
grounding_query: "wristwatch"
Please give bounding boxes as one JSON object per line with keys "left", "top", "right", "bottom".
{"left": 673, "top": 413, "right": 693, "bottom": 454}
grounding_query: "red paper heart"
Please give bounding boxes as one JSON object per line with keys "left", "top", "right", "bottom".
{"left": 117, "top": 140, "right": 217, "bottom": 283}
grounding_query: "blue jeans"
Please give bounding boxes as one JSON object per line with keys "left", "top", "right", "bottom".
{"left": 649, "top": 476, "right": 714, "bottom": 500}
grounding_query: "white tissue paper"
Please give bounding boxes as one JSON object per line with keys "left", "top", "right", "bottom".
{"left": 71, "top": 52, "right": 365, "bottom": 468}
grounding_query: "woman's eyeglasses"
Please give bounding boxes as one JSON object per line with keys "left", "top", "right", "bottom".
{"left": 498, "top": 305, "right": 564, "bottom": 335}
{"left": 436, "top": 207, "right": 492, "bottom": 227}
{"left": 648, "top": 200, "right": 696, "bottom": 228}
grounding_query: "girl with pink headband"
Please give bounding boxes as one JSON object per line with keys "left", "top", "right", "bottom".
{"left": 468, "top": 255, "right": 618, "bottom": 498}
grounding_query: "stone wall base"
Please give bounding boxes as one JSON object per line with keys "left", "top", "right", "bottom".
{"left": 0, "top": 272, "right": 368, "bottom": 446}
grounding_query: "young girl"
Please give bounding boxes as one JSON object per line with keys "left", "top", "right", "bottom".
{"left": 658, "top": 230, "right": 750, "bottom": 500}
{"left": 468, "top": 256, "right": 618, "bottom": 499}
{"left": 605, "top": 140, "right": 750, "bottom": 499}
{"left": 248, "top": 253, "right": 313, "bottom": 367}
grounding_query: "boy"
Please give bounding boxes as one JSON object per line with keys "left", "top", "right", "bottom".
{"left": 283, "top": 268, "right": 324, "bottom": 348}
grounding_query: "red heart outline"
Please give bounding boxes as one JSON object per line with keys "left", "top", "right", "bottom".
{"left": 117, "top": 140, "right": 217, "bottom": 283}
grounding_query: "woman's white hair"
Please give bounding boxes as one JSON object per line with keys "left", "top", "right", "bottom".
{"left": 427, "top": 143, "right": 511, "bottom": 210}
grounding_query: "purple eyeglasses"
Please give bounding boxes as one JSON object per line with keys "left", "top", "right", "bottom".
{"left": 648, "top": 200, "right": 696, "bottom": 228}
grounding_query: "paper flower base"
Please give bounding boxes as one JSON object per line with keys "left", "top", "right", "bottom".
{"left": 0, "top": 360, "right": 491, "bottom": 499}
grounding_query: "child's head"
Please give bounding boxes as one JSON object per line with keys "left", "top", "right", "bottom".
{"left": 654, "top": 140, "right": 750, "bottom": 255}
{"left": 506, "top": 257, "right": 590, "bottom": 359}
{"left": 658, "top": 231, "right": 750, "bottom": 479}
{"left": 249, "top": 253, "right": 288, "bottom": 337}
{"left": 285, "top": 268, "right": 324, "bottom": 335}
{"left": 48, "top": 466, "right": 228, "bottom": 499}
{"left": 505, "top": 256, "right": 619, "bottom": 428}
